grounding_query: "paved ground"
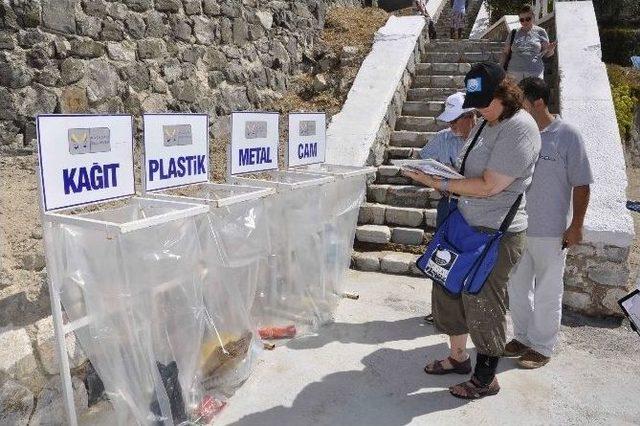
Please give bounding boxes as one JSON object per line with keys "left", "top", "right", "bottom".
{"left": 82, "top": 270, "right": 640, "bottom": 425}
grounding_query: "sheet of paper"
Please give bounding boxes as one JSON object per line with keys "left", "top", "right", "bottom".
{"left": 392, "top": 159, "right": 464, "bottom": 179}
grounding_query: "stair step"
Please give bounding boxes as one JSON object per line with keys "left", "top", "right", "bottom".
{"left": 402, "top": 101, "right": 445, "bottom": 117}
{"left": 358, "top": 201, "right": 438, "bottom": 228}
{"left": 423, "top": 51, "right": 501, "bottom": 63}
{"left": 428, "top": 40, "right": 504, "bottom": 49}
{"left": 416, "top": 62, "right": 472, "bottom": 76}
{"left": 426, "top": 41, "right": 504, "bottom": 53}
{"left": 396, "top": 116, "right": 448, "bottom": 132}
{"left": 367, "top": 184, "right": 441, "bottom": 208}
{"left": 413, "top": 75, "right": 466, "bottom": 89}
{"left": 355, "top": 224, "right": 428, "bottom": 246}
{"left": 390, "top": 131, "right": 437, "bottom": 148}
{"left": 351, "top": 250, "right": 423, "bottom": 276}
{"left": 407, "top": 87, "right": 460, "bottom": 102}
{"left": 386, "top": 146, "right": 420, "bottom": 160}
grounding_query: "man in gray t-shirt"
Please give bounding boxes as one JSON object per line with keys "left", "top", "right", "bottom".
{"left": 505, "top": 78, "right": 593, "bottom": 369}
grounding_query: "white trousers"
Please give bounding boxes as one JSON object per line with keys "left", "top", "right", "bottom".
{"left": 507, "top": 236, "right": 567, "bottom": 357}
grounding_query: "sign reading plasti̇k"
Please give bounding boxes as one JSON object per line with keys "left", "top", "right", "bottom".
{"left": 143, "top": 113, "right": 209, "bottom": 192}
{"left": 230, "top": 112, "right": 279, "bottom": 175}
{"left": 37, "top": 114, "right": 135, "bottom": 212}
{"left": 287, "top": 113, "right": 326, "bottom": 167}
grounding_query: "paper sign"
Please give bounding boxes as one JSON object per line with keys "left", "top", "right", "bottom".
{"left": 37, "top": 114, "right": 135, "bottom": 212}
{"left": 143, "top": 113, "right": 209, "bottom": 192}
{"left": 230, "top": 112, "right": 279, "bottom": 175}
{"left": 288, "top": 113, "right": 326, "bottom": 167}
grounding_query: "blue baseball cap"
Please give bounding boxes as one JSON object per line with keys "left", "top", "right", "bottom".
{"left": 462, "top": 62, "right": 506, "bottom": 109}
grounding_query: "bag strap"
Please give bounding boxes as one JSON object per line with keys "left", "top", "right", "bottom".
{"left": 498, "top": 193, "right": 523, "bottom": 233}
{"left": 460, "top": 120, "right": 487, "bottom": 176}
{"left": 509, "top": 28, "right": 517, "bottom": 46}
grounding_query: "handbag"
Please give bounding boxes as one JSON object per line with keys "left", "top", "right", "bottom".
{"left": 503, "top": 28, "right": 517, "bottom": 71}
{"left": 416, "top": 121, "right": 522, "bottom": 296}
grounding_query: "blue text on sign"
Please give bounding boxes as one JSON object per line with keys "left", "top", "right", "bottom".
{"left": 63, "top": 163, "right": 120, "bottom": 195}
{"left": 297, "top": 142, "right": 317, "bottom": 159}
{"left": 239, "top": 147, "right": 272, "bottom": 166}
{"left": 148, "top": 155, "right": 206, "bottom": 181}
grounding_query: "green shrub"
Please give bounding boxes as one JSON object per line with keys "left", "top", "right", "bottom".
{"left": 600, "top": 28, "right": 640, "bottom": 66}
{"left": 607, "top": 65, "right": 640, "bottom": 140}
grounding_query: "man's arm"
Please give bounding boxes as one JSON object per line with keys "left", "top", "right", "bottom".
{"left": 563, "top": 185, "right": 590, "bottom": 247}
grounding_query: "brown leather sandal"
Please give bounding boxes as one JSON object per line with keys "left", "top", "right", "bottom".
{"left": 424, "top": 356, "right": 472, "bottom": 375}
{"left": 449, "top": 376, "right": 500, "bottom": 399}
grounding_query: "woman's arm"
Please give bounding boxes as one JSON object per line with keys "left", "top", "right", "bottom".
{"left": 403, "top": 168, "right": 516, "bottom": 198}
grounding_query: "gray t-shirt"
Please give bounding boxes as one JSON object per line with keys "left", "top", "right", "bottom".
{"left": 526, "top": 117, "right": 593, "bottom": 237}
{"left": 452, "top": 0, "right": 466, "bottom": 13}
{"left": 506, "top": 26, "right": 549, "bottom": 75}
{"left": 457, "top": 109, "right": 541, "bottom": 232}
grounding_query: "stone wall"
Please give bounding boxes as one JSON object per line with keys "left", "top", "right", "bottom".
{"left": 0, "top": 0, "right": 363, "bottom": 151}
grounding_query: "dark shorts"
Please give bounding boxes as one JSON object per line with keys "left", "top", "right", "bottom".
{"left": 431, "top": 230, "right": 526, "bottom": 356}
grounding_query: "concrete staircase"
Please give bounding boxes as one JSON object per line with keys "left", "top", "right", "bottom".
{"left": 434, "top": 0, "right": 485, "bottom": 40}
{"left": 351, "top": 38, "right": 504, "bottom": 276}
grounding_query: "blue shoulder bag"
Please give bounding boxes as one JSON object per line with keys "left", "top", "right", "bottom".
{"left": 416, "top": 121, "right": 522, "bottom": 296}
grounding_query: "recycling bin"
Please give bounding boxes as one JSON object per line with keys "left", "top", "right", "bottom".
{"left": 43, "top": 196, "right": 212, "bottom": 425}
{"left": 294, "top": 164, "right": 375, "bottom": 317}
{"left": 147, "top": 182, "right": 275, "bottom": 395}
{"left": 229, "top": 170, "right": 335, "bottom": 339}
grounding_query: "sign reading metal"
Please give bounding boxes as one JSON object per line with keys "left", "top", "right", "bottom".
{"left": 37, "top": 114, "right": 135, "bottom": 212}
{"left": 143, "top": 113, "right": 209, "bottom": 192}
{"left": 287, "top": 112, "right": 326, "bottom": 167}
{"left": 230, "top": 111, "right": 279, "bottom": 175}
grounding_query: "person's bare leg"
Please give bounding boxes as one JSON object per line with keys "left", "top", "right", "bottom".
{"left": 450, "top": 28, "right": 455, "bottom": 39}
{"left": 426, "top": 334, "right": 469, "bottom": 370}
{"left": 458, "top": 28, "right": 463, "bottom": 39}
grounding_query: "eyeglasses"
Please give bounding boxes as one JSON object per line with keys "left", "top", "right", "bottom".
{"left": 519, "top": 16, "right": 532, "bottom": 22}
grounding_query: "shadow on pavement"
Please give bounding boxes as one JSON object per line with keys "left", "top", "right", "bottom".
{"left": 227, "top": 341, "right": 520, "bottom": 426}
{"left": 287, "top": 316, "right": 437, "bottom": 350}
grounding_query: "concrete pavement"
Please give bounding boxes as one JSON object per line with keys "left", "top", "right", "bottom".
{"left": 215, "top": 270, "right": 640, "bottom": 426}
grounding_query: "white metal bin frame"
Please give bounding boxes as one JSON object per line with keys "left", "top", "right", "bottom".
{"left": 43, "top": 196, "right": 209, "bottom": 426}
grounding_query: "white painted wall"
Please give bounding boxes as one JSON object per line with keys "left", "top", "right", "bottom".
{"left": 555, "top": 1, "right": 634, "bottom": 247}
{"left": 469, "top": 0, "right": 490, "bottom": 39}
{"left": 325, "top": 16, "right": 425, "bottom": 166}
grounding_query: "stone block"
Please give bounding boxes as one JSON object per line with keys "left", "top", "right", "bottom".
{"left": 586, "top": 263, "right": 629, "bottom": 287}
{"left": 0, "top": 327, "right": 40, "bottom": 388}
{"left": 563, "top": 291, "right": 592, "bottom": 312}
{"left": 193, "top": 16, "right": 215, "bottom": 45}
{"left": 356, "top": 225, "right": 391, "bottom": 244}
{"left": 601, "top": 246, "right": 630, "bottom": 263}
{"left": 19, "top": 252, "right": 46, "bottom": 271}
{"left": 354, "top": 251, "right": 381, "bottom": 272}
{"left": 255, "top": 10, "right": 273, "bottom": 30}
{"left": 145, "top": 12, "right": 167, "bottom": 38}
{"left": 0, "top": 379, "right": 33, "bottom": 426}
{"left": 35, "top": 316, "right": 87, "bottom": 375}
{"left": 16, "top": 85, "right": 57, "bottom": 117}
{"left": 380, "top": 252, "right": 413, "bottom": 274}
{"left": 124, "top": 14, "right": 146, "bottom": 39}
{"left": 183, "top": 0, "right": 202, "bottom": 15}
{"left": 377, "top": 165, "right": 399, "bottom": 177}
{"left": 86, "top": 59, "right": 119, "bottom": 104}
{"left": 391, "top": 227, "right": 424, "bottom": 245}
{"left": 59, "top": 58, "right": 85, "bottom": 85}
{"left": 42, "top": 0, "right": 77, "bottom": 34}
{"left": 367, "top": 185, "right": 388, "bottom": 204}
{"left": 70, "top": 40, "right": 105, "bottom": 59}
{"left": 385, "top": 206, "right": 424, "bottom": 227}
{"left": 155, "top": 0, "right": 181, "bottom": 12}
{"left": 358, "top": 204, "right": 385, "bottom": 225}
{"left": 424, "top": 209, "right": 437, "bottom": 228}
{"left": 601, "top": 288, "right": 628, "bottom": 314}
{"left": 78, "top": 16, "right": 102, "bottom": 38}
{"left": 137, "top": 38, "right": 166, "bottom": 59}
{"left": 106, "top": 41, "right": 135, "bottom": 62}
{"left": 203, "top": 0, "right": 221, "bottom": 16}
{"left": 123, "top": 0, "right": 153, "bottom": 12}
{"left": 60, "top": 86, "right": 89, "bottom": 113}
{"left": 29, "top": 376, "right": 88, "bottom": 426}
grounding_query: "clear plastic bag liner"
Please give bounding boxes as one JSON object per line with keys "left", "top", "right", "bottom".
{"left": 44, "top": 198, "right": 209, "bottom": 425}
{"left": 232, "top": 172, "right": 335, "bottom": 338}
{"left": 151, "top": 184, "right": 272, "bottom": 395}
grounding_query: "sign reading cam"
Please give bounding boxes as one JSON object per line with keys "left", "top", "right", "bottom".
{"left": 37, "top": 114, "right": 135, "bottom": 212}
{"left": 230, "top": 112, "right": 279, "bottom": 175}
{"left": 287, "top": 113, "right": 326, "bottom": 167}
{"left": 143, "top": 114, "right": 209, "bottom": 191}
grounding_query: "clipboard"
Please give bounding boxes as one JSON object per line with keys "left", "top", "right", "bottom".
{"left": 618, "top": 289, "right": 640, "bottom": 337}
